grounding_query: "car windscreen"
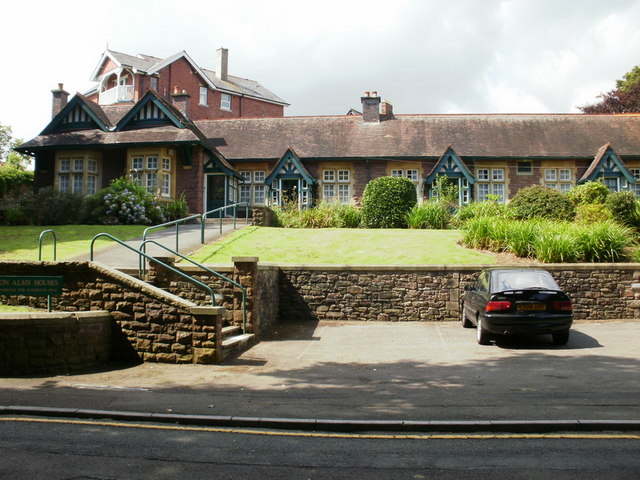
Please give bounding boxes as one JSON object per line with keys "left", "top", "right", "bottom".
{"left": 491, "top": 270, "right": 560, "bottom": 293}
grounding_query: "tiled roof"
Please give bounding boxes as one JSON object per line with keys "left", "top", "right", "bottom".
{"left": 200, "top": 68, "right": 288, "bottom": 105}
{"left": 194, "top": 114, "right": 640, "bottom": 160}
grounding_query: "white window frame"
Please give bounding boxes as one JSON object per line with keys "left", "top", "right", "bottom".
{"left": 254, "top": 170, "right": 265, "bottom": 183}
{"left": 338, "top": 184, "right": 350, "bottom": 204}
{"left": 254, "top": 185, "right": 266, "bottom": 204}
{"left": 146, "top": 172, "right": 158, "bottom": 194}
{"left": 221, "top": 93, "right": 232, "bottom": 111}
{"left": 161, "top": 173, "right": 171, "bottom": 198}
{"left": 323, "top": 184, "right": 335, "bottom": 201}
{"left": 406, "top": 169, "right": 419, "bottom": 181}
{"left": 199, "top": 86, "right": 208, "bottom": 106}
{"left": 132, "top": 157, "right": 144, "bottom": 171}
{"left": 323, "top": 170, "right": 336, "bottom": 182}
{"left": 476, "top": 169, "right": 489, "bottom": 181}
{"left": 59, "top": 159, "right": 70, "bottom": 173}
{"left": 544, "top": 169, "right": 557, "bottom": 181}
{"left": 86, "top": 175, "right": 97, "bottom": 195}
{"left": 240, "top": 184, "right": 251, "bottom": 204}
{"left": 73, "top": 158, "right": 84, "bottom": 172}
{"left": 59, "top": 175, "right": 70, "bottom": 192}
{"left": 146, "top": 157, "right": 158, "bottom": 170}
{"left": 559, "top": 169, "right": 571, "bottom": 181}
{"left": 240, "top": 171, "right": 252, "bottom": 183}
{"left": 338, "top": 170, "right": 350, "bottom": 182}
{"left": 391, "top": 169, "right": 403, "bottom": 177}
{"left": 162, "top": 157, "right": 171, "bottom": 171}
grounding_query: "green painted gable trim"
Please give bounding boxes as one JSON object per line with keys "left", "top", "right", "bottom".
{"left": 41, "top": 96, "right": 110, "bottom": 135}
{"left": 425, "top": 146, "right": 475, "bottom": 185}
{"left": 580, "top": 146, "right": 635, "bottom": 184}
{"left": 265, "top": 148, "right": 316, "bottom": 185}
{"left": 115, "top": 91, "right": 186, "bottom": 131}
{"left": 204, "top": 152, "right": 241, "bottom": 177}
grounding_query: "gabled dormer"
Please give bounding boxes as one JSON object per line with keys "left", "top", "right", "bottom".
{"left": 41, "top": 93, "right": 112, "bottom": 135}
{"left": 115, "top": 90, "right": 188, "bottom": 131}
{"left": 425, "top": 146, "right": 475, "bottom": 204}
{"left": 579, "top": 144, "right": 635, "bottom": 192}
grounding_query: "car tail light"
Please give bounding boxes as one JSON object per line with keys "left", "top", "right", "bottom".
{"left": 552, "top": 301, "right": 573, "bottom": 312}
{"left": 486, "top": 301, "right": 513, "bottom": 312}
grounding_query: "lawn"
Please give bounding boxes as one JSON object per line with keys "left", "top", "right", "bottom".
{"left": 189, "top": 226, "right": 497, "bottom": 265}
{"left": 0, "top": 225, "right": 149, "bottom": 261}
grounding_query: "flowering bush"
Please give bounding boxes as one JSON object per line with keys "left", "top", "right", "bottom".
{"left": 99, "top": 177, "right": 164, "bottom": 225}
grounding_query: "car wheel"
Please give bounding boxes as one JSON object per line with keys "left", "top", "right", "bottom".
{"left": 476, "top": 317, "right": 491, "bottom": 345}
{"left": 552, "top": 330, "right": 570, "bottom": 345}
{"left": 461, "top": 305, "right": 474, "bottom": 328}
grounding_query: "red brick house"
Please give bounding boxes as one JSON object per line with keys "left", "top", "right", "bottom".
{"left": 17, "top": 49, "right": 640, "bottom": 214}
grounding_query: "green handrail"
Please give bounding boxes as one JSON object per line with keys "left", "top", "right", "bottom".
{"left": 89, "top": 233, "right": 218, "bottom": 307}
{"left": 142, "top": 213, "right": 202, "bottom": 255}
{"left": 38, "top": 229, "right": 57, "bottom": 261}
{"left": 140, "top": 239, "right": 247, "bottom": 334}
{"left": 200, "top": 202, "right": 250, "bottom": 240}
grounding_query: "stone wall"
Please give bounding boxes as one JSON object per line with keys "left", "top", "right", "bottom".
{"left": 0, "top": 311, "right": 112, "bottom": 376}
{"left": 0, "top": 261, "right": 225, "bottom": 364}
{"left": 278, "top": 264, "right": 640, "bottom": 322}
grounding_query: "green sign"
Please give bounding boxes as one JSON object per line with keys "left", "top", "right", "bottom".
{"left": 0, "top": 276, "right": 64, "bottom": 296}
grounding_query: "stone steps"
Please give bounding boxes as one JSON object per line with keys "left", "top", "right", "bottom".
{"left": 221, "top": 327, "right": 255, "bottom": 360}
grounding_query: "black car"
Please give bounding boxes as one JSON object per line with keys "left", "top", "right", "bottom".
{"left": 461, "top": 268, "right": 573, "bottom": 345}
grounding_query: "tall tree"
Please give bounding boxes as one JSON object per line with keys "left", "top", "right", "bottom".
{"left": 579, "top": 66, "right": 640, "bottom": 114}
{"left": 0, "top": 123, "right": 31, "bottom": 170}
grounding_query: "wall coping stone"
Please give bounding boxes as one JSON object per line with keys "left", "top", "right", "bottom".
{"left": 190, "top": 306, "right": 226, "bottom": 315}
{"left": 0, "top": 310, "right": 111, "bottom": 326}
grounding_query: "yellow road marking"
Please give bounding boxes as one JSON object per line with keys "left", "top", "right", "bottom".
{"left": 1, "top": 417, "right": 639, "bottom": 440}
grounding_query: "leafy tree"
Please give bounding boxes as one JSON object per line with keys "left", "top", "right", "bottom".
{"left": 0, "top": 123, "right": 31, "bottom": 170}
{"left": 579, "top": 66, "right": 640, "bottom": 113}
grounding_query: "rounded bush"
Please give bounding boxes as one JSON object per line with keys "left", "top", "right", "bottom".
{"left": 575, "top": 203, "right": 614, "bottom": 224}
{"left": 605, "top": 191, "right": 640, "bottom": 227}
{"left": 361, "top": 176, "right": 417, "bottom": 228}
{"left": 567, "top": 181, "right": 609, "bottom": 205}
{"left": 507, "top": 185, "right": 575, "bottom": 221}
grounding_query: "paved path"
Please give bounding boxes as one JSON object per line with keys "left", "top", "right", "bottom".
{"left": 69, "top": 221, "right": 250, "bottom": 269}
{"left": 1, "top": 320, "right": 639, "bottom": 432}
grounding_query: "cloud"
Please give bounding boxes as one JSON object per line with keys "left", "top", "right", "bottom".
{"left": 2, "top": 0, "right": 640, "bottom": 141}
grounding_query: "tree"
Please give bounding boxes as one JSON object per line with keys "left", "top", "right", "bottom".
{"left": 0, "top": 122, "right": 31, "bottom": 170}
{"left": 579, "top": 66, "right": 640, "bottom": 113}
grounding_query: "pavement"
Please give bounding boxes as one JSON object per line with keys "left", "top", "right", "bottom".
{"left": 68, "top": 219, "right": 251, "bottom": 269}
{"left": 1, "top": 319, "right": 639, "bottom": 433}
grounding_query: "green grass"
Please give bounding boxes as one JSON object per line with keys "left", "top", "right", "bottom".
{"left": 0, "top": 304, "right": 45, "bottom": 312}
{"left": 0, "top": 225, "right": 149, "bottom": 261}
{"left": 189, "top": 226, "right": 497, "bottom": 265}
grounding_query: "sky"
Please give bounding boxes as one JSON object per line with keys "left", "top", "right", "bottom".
{"left": 2, "top": 0, "right": 640, "bottom": 142}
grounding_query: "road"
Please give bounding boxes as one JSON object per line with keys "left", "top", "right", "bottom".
{"left": 1, "top": 416, "right": 639, "bottom": 479}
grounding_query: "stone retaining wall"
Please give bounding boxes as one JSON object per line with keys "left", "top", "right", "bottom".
{"left": 278, "top": 264, "right": 640, "bottom": 322}
{"left": 0, "top": 311, "right": 112, "bottom": 375}
{"left": 0, "top": 261, "right": 225, "bottom": 365}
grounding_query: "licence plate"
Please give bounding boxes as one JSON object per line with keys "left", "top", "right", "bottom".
{"left": 517, "top": 302, "right": 546, "bottom": 311}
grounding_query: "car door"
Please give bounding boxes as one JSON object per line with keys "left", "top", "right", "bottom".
{"left": 466, "top": 271, "right": 489, "bottom": 323}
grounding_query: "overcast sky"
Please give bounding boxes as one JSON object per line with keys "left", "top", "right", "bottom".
{"left": 3, "top": 0, "right": 640, "bottom": 141}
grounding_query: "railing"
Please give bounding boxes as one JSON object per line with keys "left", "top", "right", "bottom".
{"left": 140, "top": 239, "right": 247, "bottom": 333}
{"left": 89, "top": 233, "right": 218, "bottom": 307}
{"left": 38, "top": 229, "right": 57, "bottom": 261}
{"left": 98, "top": 85, "right": 134, "bottom": 105}
{"left": 142, "top": 202, "right": 250, "bottom": 256}
{"left": 202, "top": 202, "right": 250, "bottom": 236}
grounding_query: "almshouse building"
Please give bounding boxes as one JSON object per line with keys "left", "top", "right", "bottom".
{"left": 17, "top": 48, "right": 640, "bottom": 214}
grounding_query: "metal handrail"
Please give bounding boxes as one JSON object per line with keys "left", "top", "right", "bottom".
{"left": 89, "top": 233, "right": 218, "bottom": 307}
{"left": 38, "top": 229, "right": 57, "bottom": 261}
{"left": 140, "top": 239, "right": 247, "bottom": 334}
{"left": 201, "top": 202, "right": 250, "bottom": 240}
{"left": 142, "top": 213, "right": 202, "bottom": 254}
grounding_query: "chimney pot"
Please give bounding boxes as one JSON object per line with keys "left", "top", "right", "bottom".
{"left": 372, "top": 91, "right": 377, "bottom": 97}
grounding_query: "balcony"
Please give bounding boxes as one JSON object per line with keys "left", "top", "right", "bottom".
{"left": 98, "top": 85, "right": 135, "bottom": 105}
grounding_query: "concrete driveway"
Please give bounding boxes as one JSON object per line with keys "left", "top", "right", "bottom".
{"left": 1, "top": 320, "right": 638, "bottom": 423}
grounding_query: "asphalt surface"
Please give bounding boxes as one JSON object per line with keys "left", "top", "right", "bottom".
{"left": 69, "top": 219, "right": 250, "bottom": 268}
{"left": 1, "top": 319, "right": 639, "bottom": 433}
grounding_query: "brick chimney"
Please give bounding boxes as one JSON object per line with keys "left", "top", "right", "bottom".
{"left": 216, "top": 47, "right": 229, "bottom": 82}
{"left": 381, "top": 100, "right": 393, "bottom": 119}
{"left": 361, "top": 91, "right": 381, "bottom": 123}
{"left": 171, "top": 87, "right": 190, "bottom": 118}
{"left": 51, "top": 83, "right": 69, "bottom": 118}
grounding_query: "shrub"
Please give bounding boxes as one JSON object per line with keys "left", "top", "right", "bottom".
{"left": 508, "top": 185, "right": 575, "bottom": 221}
{"left": 162, "top": 192, "right": 190, "bottom": 221}
{"left": 567, "top": 181, "right": 609, "bottom": 205}
{"left": 406, "top": 202, "right": 450, "bottom": 229}
{"left": 99, "top": 177, "right": 164, "bottom": 225}
{"left": 575, "top": 203, "right": 614, "bottom": 224}
{"left": 16, "top": 187, "right": 86, "bottom": 225}
{"left": 452, "top": 200, "right": 509, "bottom": 226}
{"left": 605, "top": 191, "right": 640, "bottom": 228}
{"left": 334, "top": 204, "right": 362, "bottom": 228}
{"left": 361, "top": 176, "right": 417, "bottom": 228}
{"left": 272, "top": 202, "right": 362, "bottom": 228}
{"left": 571, "top": 221, "right": 632, "bottom": 262}
{"left": 532, "top": 222, "right": 579, "bottom": 263}
{"left": 0, "top": 165, "right": 33, "bottom": 200}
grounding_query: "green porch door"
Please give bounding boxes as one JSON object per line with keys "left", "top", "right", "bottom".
{"left": 206, "top": 174, "right": 226, "bottom": 214}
